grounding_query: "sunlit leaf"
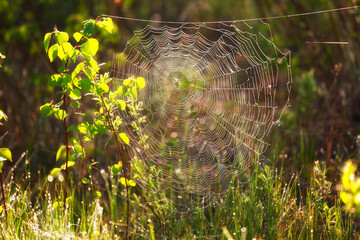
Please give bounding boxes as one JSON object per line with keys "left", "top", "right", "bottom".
{"left": 69, "top": 88, "right": 81, "bottom": 100}
{"left": 40, "top": 103, "right": 53, "bottom": 117}
{"left": 0, "top": 148, "right": 12, "bottom": 162}
{"left": 56, "top": 32, "right": 69, "bottom": 44}
{"left": 111, "top": 162, "right": 122, "bottom": 176}
{"left": 80, "top": 38, "right": 99, "bottom": 56}
{"left": 123, "top": 78, "right": 132, "bottom": 86}
{"left": 44, "top": 32, "right": 52, "bottom": 52}
{"left": 119, "top": 133, "right": 129, "bottom": 145}
{"left": 54, "top": 109, "right": 66, "bottom": 120}
{"left": 56, "top": 145, "right": 65, "bottom": 161}
{"left": 131, "top": 86, "right": 138, "bottom": 99}
{"left": 73, "top": 32, "right": 83, "bottom": 42}
{"left": 73, "top": 144, "right": 83, "bottom": 154}
{"left": 136, "top": 77, "right": 146, "bottom": 90}
{"left": 50, "top": 168, "right": 61, "bottom": 178}
{"left": 97, "top": 17, "right": 113, "bottom": 33}
{"left": 117, "top": 100, "right": 126, "bottom": 111}
{"left": 93, "top": 191, "right": 102, "bottom": 198}
{"left": 72, "top": 62, "right": 85, "bottom": 79}
{"left": 48, "top": 44, "right": 58, "bottom": 62}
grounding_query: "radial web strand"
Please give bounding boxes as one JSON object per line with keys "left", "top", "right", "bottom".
{"left": 109, "top": 20, "right": 292, "bottom": 210}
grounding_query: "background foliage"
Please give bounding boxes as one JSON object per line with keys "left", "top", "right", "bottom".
{"left": 1, "top": 0, "right": 360, "bottom": 238}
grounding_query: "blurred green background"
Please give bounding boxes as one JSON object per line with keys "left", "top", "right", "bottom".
{"left": 0, "top": 0, "right": 360, "bottom": 185}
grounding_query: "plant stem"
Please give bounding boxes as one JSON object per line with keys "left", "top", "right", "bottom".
{"left": 0, "top": 172, "right": 7, "bottom": 222}
{"left": 63, "top": 94, "right": 69, "bottom": 213}
{"left": 100, "top": 95, "right": 130, "bottom": 239}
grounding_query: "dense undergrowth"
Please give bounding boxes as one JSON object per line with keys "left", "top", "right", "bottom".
{"left": 0, "top": 156, "right": 359, "bottom": 239}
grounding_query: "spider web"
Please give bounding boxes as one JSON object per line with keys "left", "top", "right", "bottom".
{"left": 109, "top": 20, "right": 291, "bottom": 210}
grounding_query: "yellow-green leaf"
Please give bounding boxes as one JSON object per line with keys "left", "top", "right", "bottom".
{"left": 82, "top": 177, "right": 90, "bottom": 184}
{"left": 50, "top": 168, "right": 61, "bottom": 178}
{"left": 44, "top": 32, "right": 52, "bottom": 52}
{"left": 0, "top": 110, "right": 7, "bottom": 122}
{"left": 97, "top": 17, "right": 113, "bottom": 33}
{"left": 56, "top": 32, "right": 69, "bottom": 44}
{"left": 119, "top": 133, "right": 129, "bottom": 145}
{"left": 93, "top": 191, "right": 102, "bottom": 198}
{"left": 73, "top": 32, "right": 83, "bottom": 42}
{"left": 69, "top": 88, "right": 81, "bottom": 100}
{"left": 54, "top": 109, "right": 66, "bottom": 120}
{"left": 48, "top": 44, "right": 58, "bottom": 62}
{"left": 117, "top": 100, "right": 126, "bottom": 111}
{"left": 56, "top": 145, "right": 65, "bottom": 161}
{"left": 80, "top": 38, "right": 99, "bottom": 56}
{"left": 136, "top": 77, "right": 146, "bottom": 90}
{"left": 0, "top": 148, "right": 12, "bottom": 162}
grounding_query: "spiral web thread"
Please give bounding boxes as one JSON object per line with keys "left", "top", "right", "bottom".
{"left": 109, "top": 20, "right": 291, "bottom": 209}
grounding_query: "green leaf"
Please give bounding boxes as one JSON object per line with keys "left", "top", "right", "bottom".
{"left": 50, "top": 168, "right": 61, "bottom": 178}
{"left": 93, "top": 191, "right": 102, "bottom": 198}
{"left": 78, "top": 78, "right": 91, "bottom": 92}
{"left": 69, "top": 88, "right": 81, "bottom": 100}
{"left": 48, "top": 74, "right": 61, "bottom": 87}
{"left": 80, "top": 38, "right": 99, "bottom": 56}
{"left": 73, "top": 32, "right": 83, "bottom": 42}
{"left": 0, "top": 148, "right": 12, "bottom": 162}
{"left": 0, "top": 162, "right": 3, "bottom": 173}
{"left": 81, "top": 177, "right": 90, "bottom": 184}
{"left": 54, "top": 109, "right": 66, "bottom": 120}
{"left": 67, "top": 125, "right": 76, "bottom": 132}
{"left": 48, "top": 44, "right": 58, "bottom": 62}
{"left": 119, "top": 133, "right": 129, "bottom": 145}
{"left": 111, "top": 163, "right": 122, "bottom": 176}
{"left": 97, "top": 18, "right": 113, "bottom": 33}
{"left": 44, "top": 33, "right": 52, "bottom": 52}
{"left": 70, "top": 101, "right": 80, "bottom": 108}
{"left": 136, "top": 77, "right": 146, "bottom": 90}
{"left": 40, "top": 103, "right": 53, "bottom": 117}
{"left": 56, "top": 145, "right": 66, "bottom": 161}
{"left": 60, "top": 74, "right": 71, "bottom": 88}
{"left": 83, "top": 20, "right": 95, "bottom": 37}
{"left": 56, "top": 32, "right": 69, "bottom": 44}
{"left": 117, "top": 100, "right": 126, "bottom": 111}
